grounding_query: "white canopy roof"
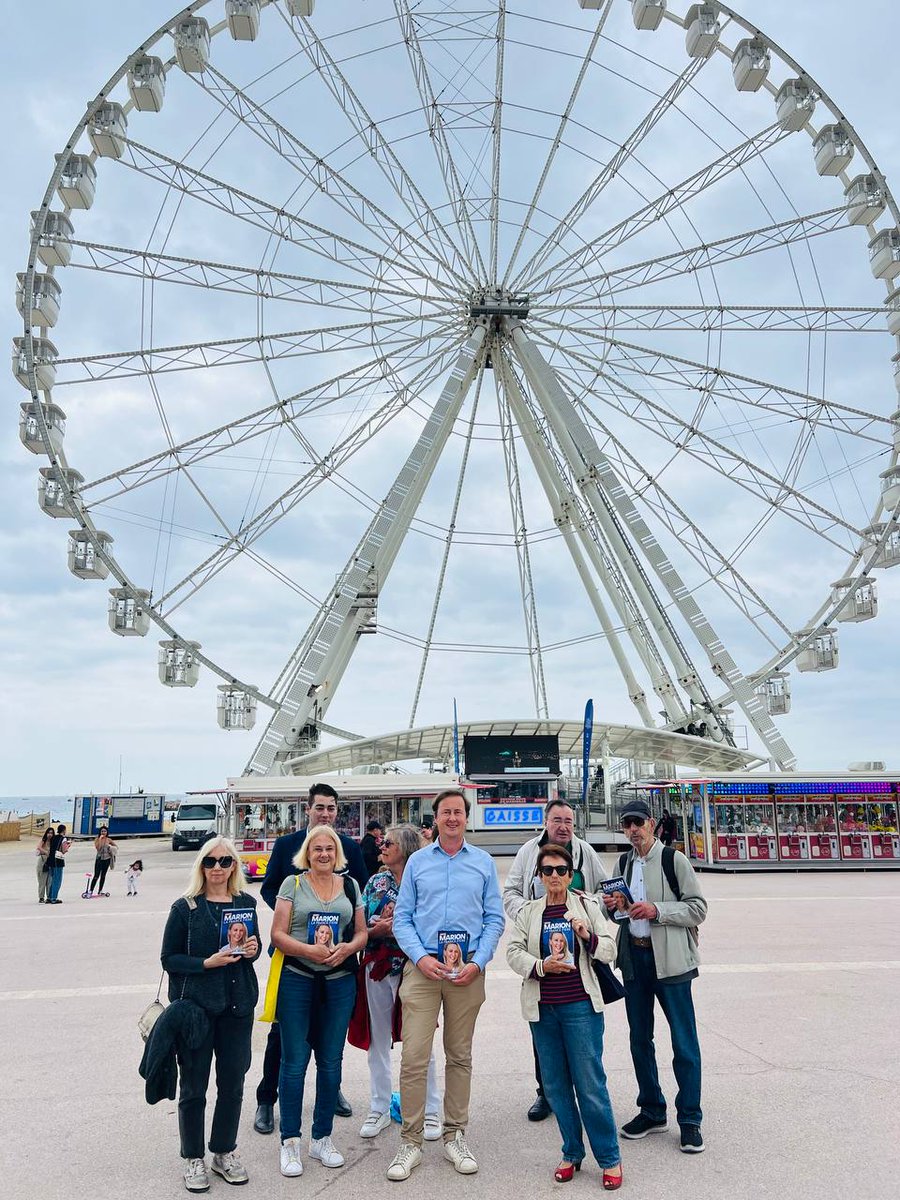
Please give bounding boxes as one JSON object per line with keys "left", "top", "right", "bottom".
{"left": 278, "top": 718, "right": 761, "bottom": 777}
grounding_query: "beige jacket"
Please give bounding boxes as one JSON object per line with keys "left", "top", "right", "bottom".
{"left": 506, "top": 891, "right": 618, "bottom": 1022}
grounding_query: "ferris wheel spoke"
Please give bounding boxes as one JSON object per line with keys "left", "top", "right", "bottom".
{"left": 191, "top": 62, "right": 468, "bottom": 292}
{"left": 510, "top": 49, "right": 710, "bottom": 292}
{"left": 158, "top": 335, "right": 467, "bottom": 618}
{"left": 488, "top": 1, "right": 507, "bottom": 287}
{"left": 494, "top": 366, "right": 549, "bottom": 718}
{"left": 501, "top": 1, "right": 612, "bottom": 289}
{"left": 68, "top": 239, "right": 447, "bottom": 315}
{"left": 525, "top": 121, "right": 791, "bottom": 297}
{"left": 539, "top": 333, "right": 863, "bottom": 550}
{"left": 53, "top": 313, "right": 456, "bottom": 386}
{"left": 394, "top": 0, "right": 490, "bottom": 281}
{"left": 558, "top": 206, "right": 847, "bottom": 305}
{"left": 114, "top": 138, "right": 444, "bottom": 294}
{"left": 279, "top": 6, "right": 474, "bottom": 286}
{"left": 534, "top": 302, "right": 889, "bottom": 335}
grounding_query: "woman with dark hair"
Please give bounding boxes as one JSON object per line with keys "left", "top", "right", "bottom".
{"left": 358, "top": 824, "right": 443, "bottom": 1142}
{"left": 159, "top": 836, "right": 261, "bottom": 1192}
{"left": 87, "top": 826, "right": 117, "bottom": 897}
{"left": 46, "top": 825, "right": 70, "bottom": 904}
{"left": 36, "top": 826, "right": 55, "bottom": 902}
{"left": 507, "top": 842, "right": 622, "bottom": 1190}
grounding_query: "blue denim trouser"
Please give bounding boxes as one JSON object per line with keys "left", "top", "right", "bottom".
{"left": 624, "top": 945, "right": 702, "bottom": 1128}
{"left": 531, "top": 1002, "right": 620, "bottom": 1169}
{"left": 48, "top": 867, "right": 64, "bottom": 902}
{"left": 277, "top": 967, "right": 356, "bottom": 1142}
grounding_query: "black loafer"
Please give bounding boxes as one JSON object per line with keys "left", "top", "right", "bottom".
{"left": 254, "top": 1103, "right": 275, "bottom": 1134}
{"left": 527, "top": 1093, "right": 552, "bottom": 1122}
{"left": 334, "top": 1089, "right": 353, "bottom": 1118}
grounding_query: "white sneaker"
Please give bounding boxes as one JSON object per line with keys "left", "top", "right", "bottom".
{"left": 423, "top": 1113, "right": 443, "bottom": 1142}
{"left": 443, "top": 1132, "right": 478, "bottom": 1175}
{"left": 183, "top": 1158, "right": 210, "bottom": 1192}
{"left": 211, "top": 1150, "right": 249, "bottom": 1185}
{"left": 360, "top": 1110, "right": 392, "bottom": 1138}
{"left": 280, "top": 1138, "right": 303, "bottom": 1178}
{"left": 309, "top": 1136, "right": 345, "bottom": 1168}
{"left": 387, "top": 1143, "right": 423, "bottom": 1182}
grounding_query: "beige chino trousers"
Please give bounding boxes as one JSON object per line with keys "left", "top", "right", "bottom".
{"left": 398, "top": 960, "right": 486, "bottom": 1147}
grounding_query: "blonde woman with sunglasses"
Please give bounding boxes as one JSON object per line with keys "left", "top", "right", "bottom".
{"left": 160, "top": 836, "right": 261, "bottom": 1193}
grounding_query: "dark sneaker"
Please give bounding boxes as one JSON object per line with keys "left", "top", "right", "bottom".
{"left": 680, "top": 1125, "right": 704, "bottom": 1154}
{"left": 620, "top": 1113, "right": 668, "bottom": 1139}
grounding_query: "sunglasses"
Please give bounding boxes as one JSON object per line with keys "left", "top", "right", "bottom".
{"left": 622, "top": 817, "right": 646, "bottom": 830}
{"left": 201, "top": 855, "right": 234, "bottom": 869}
{"left": 381, "top": 839, "right": 395, "bottom": 848}
{"left": 538, "top": 864, "right": 571, "bottom": 877}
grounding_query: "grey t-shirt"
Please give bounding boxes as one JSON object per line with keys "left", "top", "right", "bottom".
{"left": 278, "top": 872, "right": 362, "bottom": 976}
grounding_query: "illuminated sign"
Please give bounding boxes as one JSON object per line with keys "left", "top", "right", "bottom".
{"left": 483, "top": 806, "right": 544, "bottom": 826}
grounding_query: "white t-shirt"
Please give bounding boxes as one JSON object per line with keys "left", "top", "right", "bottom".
{"left": 628, "top": 856, "right": 652, "bottom": 938}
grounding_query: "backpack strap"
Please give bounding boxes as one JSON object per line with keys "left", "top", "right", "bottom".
{"left": 661, "top": 845, "right": 682, "bottom": 900}
{"left": 341, "top": 874, "right": 358, "bottom": 943}
{"left": 617, "top": 850, "right": 630, "bottom": 880}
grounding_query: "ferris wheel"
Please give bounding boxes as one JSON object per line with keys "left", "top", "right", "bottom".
{"left": 17, "top": 0, "right": 900, "bottom": 776}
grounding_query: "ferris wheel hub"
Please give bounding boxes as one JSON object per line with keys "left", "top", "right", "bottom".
{"left": 468, "top": 289, "right": 531, "bottom": 331}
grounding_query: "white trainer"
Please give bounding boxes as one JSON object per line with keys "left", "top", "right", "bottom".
{"left": 423, "top": 1113, "right": 443, "bottom": 1142}
{"left": 279, "top": 1138, "right": 303, "bottom": 1178}
{"left": 386, "top": 1143, "right": 424, "bottom": 1182}
{"left": 183, "top": 1158, "right": 210, "bottom": 1193}
{"left": 443, "top": 1132, "right": 478, "bottom": 1175}
{"left": 211, "top": 1150, "right": 249, "bottom": 1185}
{"left": 360, "top": 1111, "right": 392, "bottom": 1138}
{"left": 309, "top": 1136, "right": 345, "bottom": 1168}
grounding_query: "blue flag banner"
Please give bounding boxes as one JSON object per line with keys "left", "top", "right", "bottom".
{"left": 453, "top": 698, "right": 460, "bottom": 774}
{"left": 582, "top": 698, "right": 594, "bottom": 805}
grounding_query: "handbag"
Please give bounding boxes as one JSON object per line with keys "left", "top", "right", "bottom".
{"left": 139, "top": 971, "right": 166, "bottom": 1042}
{"left": 592, "top": 959, "right": 625, "bottom": 1005}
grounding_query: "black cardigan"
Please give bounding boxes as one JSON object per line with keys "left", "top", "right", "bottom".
{"left": 160, "top": 892, "right": 261, "bottom": 1017}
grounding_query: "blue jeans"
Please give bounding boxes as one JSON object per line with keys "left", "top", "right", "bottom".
{"left": 532, "top": 1002, "right": 620, "bottom": 1169}
{"left": 276, "top": 968, "right": 356, "bottom": 1142}
{"left": 624, "top": 945, "right": 702, "bottom": 1128}
{"left": 48, "top": 867, "right": 64, "bottom": 902}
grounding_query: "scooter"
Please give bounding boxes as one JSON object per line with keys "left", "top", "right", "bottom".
{"left": 81, "top": 872, "right": 110, "bottom": 898}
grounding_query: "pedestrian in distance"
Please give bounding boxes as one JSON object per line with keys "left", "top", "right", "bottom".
{"left": 654, "top": 809, "right": 677, "bottom": 847}
{"left": 601, "top": 798, "right": 708, "bottom": 1155}
{"left": 507, "top": 842, "right": 623, "bottom": 1190}
{"left": 357, "top": 824, "right": 443, "bottom": 1143}
{"left": 270, "top": 825, "right": 368, "bottom": 1179}
{"left": 87, "top": 825, "right": 117, "bottom": 896}
{"left": 36, "top": 826, "right": 54, "bottom": 902}
{"left": 503, "top": 798, "right": 608, "bottom": 1121}
{"left": 253, "top": 781, "right": 368, "bottom": 1136}
{"left": 360, "top": 819, "right": 385, "bottom": 878}
{"left": 46, "top": 824, "right": 70, "bottom": 904}
{"left": 386, "top": 788, "right": 505, "bottom": 1182}
{"left": 125, "top": 859, "right": 143, "bottom": 896}
{"left": 159, "top": 836, "right": 261, "bottom": 1192}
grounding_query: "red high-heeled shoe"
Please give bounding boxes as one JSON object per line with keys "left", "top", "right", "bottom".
{"left": 602, "top": 1164, "right": 623, "bottom": 1191}
{"left": 554, "top": 1161, "right": 581, "bottom": 1183}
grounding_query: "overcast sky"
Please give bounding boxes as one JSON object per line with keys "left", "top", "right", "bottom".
{"left": 2, "top": 0, "right": 898, "bottom": 798}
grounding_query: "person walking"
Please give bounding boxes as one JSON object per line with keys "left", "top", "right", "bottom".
{"left": 654, "top": 809, "right": 677, "bottom": 847}
{"left": 87, "top": 826, "right": 117, "bottom": 897}
{"left": 270, "top": 825, "right": 368, "bottom": 1178}
{"left": 360, "top": 820, "right": 385, "bottom": 878}
{"left": 253, "top": 782, "right": 368, "bottom": 1135}
{"left": 386, "top": 789, "right": 504, "bottom": 1182}
{"left": 507, "top": 842, "right": 622, "bottom": 1190}
{"left": 125, "top": 859, "right": 143, "bottom": 896}
{"left": 159, "top": 836, "right": 261, "bottom": 1191}
{"left": 503, "top": 799, "right": 608, "bottom": 1121}
{"left": 601, "top": 799, "right": 708, "bottom": 1154}
{"left": 36, "top": 826, "right": 54, "bottom": 902}
{"left": 46, "top": 825, "right": 70, "bottom": 904}
{"left": 358, "top": 824, "right": 443, "bottom": 1142}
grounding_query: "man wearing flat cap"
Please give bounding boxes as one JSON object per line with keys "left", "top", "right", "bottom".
{"left": 601, "top": 798, "right": 708, "bottom": 1155}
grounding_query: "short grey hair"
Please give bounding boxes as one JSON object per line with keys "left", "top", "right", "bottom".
{"left": 386, "top": 823, "right": 422, "bottom": 867}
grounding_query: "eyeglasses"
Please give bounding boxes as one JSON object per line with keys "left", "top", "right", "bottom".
{"left": 622, "top": 817, "right": 646, "bottom": 830}
{"left": 538, "top": 864, "right": 571, "bottom": 877}
{"left": 201, "top": 855, "right": 234, "bottom": 869}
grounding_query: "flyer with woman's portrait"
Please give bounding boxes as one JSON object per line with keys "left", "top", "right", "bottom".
{"left": 437, "top": 929, "right": 470, "bottom": 977}
{"left": 219, "top": 908, "right": 257, "bottom": 956}
{"left": 541, "top": 918, "right": 575, "bottom": 966}
{"left": 308, "top": 911, "right": 341, "bottom": 947}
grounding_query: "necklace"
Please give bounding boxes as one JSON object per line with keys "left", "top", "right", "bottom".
{"left": 308, "top": 873, "right": 338, "bottom": 903}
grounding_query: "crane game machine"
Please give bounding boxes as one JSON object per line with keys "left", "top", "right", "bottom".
{"left": 465, "top": 734, "right": 560, "bottom": 836}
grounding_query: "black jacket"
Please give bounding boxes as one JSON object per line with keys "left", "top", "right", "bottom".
{"left": 138, "top": 999, "right": 210, "bottom": 1105}
{"left": 260, "top": 828, "right": 368, "bottom": 910}
{"left": 160, "top": 893, "right": 261, "bottom": 1016}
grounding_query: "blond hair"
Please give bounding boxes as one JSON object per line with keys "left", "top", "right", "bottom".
{"left": 183, "top": 836, "right": 245, "bottom": 899}
{"left": 294, "top": 823, "right": 347, "bottom": 871}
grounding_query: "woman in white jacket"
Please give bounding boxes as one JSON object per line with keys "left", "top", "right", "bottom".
{"left": 506, "top": 842, "right": 623, "bottom": 1191}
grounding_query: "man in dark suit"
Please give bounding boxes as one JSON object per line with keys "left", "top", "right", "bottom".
{"left": 253, "top": 781, "right": 369, "bottom": 1134}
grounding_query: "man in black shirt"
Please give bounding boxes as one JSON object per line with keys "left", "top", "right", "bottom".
{"left": 360, "top": 819, "right": 384, "bottom": 878}
{"left": 253, "top": 782, "right": 369, "bottom": 1134}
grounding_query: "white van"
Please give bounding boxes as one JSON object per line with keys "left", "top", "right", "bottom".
{"left": 172, "top": 799, "right": 220, "bottom": 851}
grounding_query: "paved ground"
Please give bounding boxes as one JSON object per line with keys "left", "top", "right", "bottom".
{"left": 2, "top": 835, "right": 898, "bottom": 1199}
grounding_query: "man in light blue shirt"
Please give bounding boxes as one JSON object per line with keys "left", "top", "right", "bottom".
{"left": 386, "top": 789, "right": 504, "bottom": 1182}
